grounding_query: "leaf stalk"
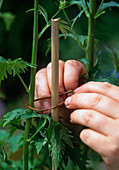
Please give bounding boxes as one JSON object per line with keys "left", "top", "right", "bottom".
{"left": 17, "top": 73, "right": 30, "bottom": 94}
{"left": 27, "top": 118, "right": 47, "bottom": 142}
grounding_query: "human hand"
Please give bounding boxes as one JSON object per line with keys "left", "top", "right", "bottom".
{"left": 65, "top": 81, "right": 119, "bottom": 170}
{"left": 35, "top": 60, "right": 86, "bottom": 135}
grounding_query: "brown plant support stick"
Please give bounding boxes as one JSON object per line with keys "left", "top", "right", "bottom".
{"left": 51, "top": 18, "right": 59, "bottom": 122}
{"left": 51, "top": 18, "right": 60, "bottom": 170}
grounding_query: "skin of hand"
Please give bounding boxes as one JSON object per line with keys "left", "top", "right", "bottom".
{"left": 65, "top": 81, "right": 119, "bottom": 170}
{"left": 35, "top": 60, "right": 86, "bottom": 136}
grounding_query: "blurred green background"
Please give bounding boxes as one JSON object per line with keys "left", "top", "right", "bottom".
{"left": 0, "top": 0, "right": 119, "bottom": 113}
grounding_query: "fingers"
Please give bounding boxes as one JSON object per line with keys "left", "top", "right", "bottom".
{"left": 70, "top": 109, "right": 115, "bottom": 135}
{"left": 35, "top": 68, "right": 50, "bottom": 98}
{"left": 47, "top": 60, "right": 65, "bottom": 94}
{"left": 80, "top": 129, "right": 119, "bottom": 168}
{"left": 64, "top": 60, "right": 86, "bottom": 91}
{"left": 80, "top": 129, "right": 108, "bottom": 157}
{"left": 35, "top": 68, "right": 51, "bottom": 112}
{"left": 35, "top": 60, "right": 87, "bottom": 111}
{"left": 66, "top": 80, "right": 119, "bottom": 169}
{"left": 46, "top": 60, "right": 86, "bottom": 94}
{"left": 75, "top": 81, "right": 119, "bottom": 103}
{"left": 65, "top": 93, "right": 119, "bottom": 119}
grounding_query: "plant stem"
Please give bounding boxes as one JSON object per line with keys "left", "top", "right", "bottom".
{"left": 17, "top": 74, "right": 30, "bottom": 94}
{"left": 81, "top": 0, "right": 90, "bottom": 17}
{"left": 96, "top": 0, "right": 104, "bottom": 16}
{"left": 51, "top": 18, "right": 60, "bottom": 170}
{"left": 23, "top": 0, "right": 39, "bottom": 169}
{"left": 27, "top": 118, "right": 47, "bottom": 142}
{"left": 38, "top": 23, "right": 50, "bottom": 39}
{"left": 63, "top": 9, "right": 71, "bottom": 26}
{"left": 86, "top": 0, "right": 96, "bottom": 76}
{"left": 38, "top": 10, "right": 61, "bottom": 39}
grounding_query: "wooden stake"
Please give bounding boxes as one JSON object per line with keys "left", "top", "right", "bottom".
{"left": 51, "top": 19, "right": 59, "bottom": 122}
{"left": 51, "top": 18, "right": 59, "bottom": 170}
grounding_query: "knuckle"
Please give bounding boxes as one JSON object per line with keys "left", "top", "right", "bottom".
{"left": 82, "top": 111, "right": 94, "bottom": 124}
{"left": 84, "top": 81, "right": 95, "bottom": 88}
{"left": 35, "top": 68, "right": 46, "bottom": 81}
{"left": 47, "top": 62, "right": 52, "bottom": 70}
{"left": 90, "top": 94, "right": 102, "bottom": 107}
{"left": 106, "top": 136, "right": 119, "bottom": 156}
{"left": 109, "top": 142, "right": 119, "bottom": 155}
{"left": 47, "top": 60, "right": 64, "bottom": 70}
{"left": 59, "top": 60, "right": 64, "bottom": 65}
{"left": 100, "top": 82, "right": 112, "bottom": 90}
{"left": 86, "top": 81, "right": 95, "bottom": 86}
{"left": 65, "top": 59, "right": 79, "bottom": 67}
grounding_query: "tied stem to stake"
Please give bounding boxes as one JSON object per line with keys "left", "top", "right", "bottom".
{"left": 51, "top": 19, "right": 60, "bottom": 170}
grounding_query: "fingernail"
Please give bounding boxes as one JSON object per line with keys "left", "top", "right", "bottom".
{"left": 42, "top": 101, "right": 51, "bottom": 110}
{"left": 65, "top": 96, "right": 71, "bottom": 106}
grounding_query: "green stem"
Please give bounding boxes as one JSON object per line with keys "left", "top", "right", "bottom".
{"left": 27, "top": 118, "right": 47, "bottom": 142}
{"left": 86, "top": 0, "right": 96, "bottom": 77}
{"left": 17, "top": 74, "right": 30, "bottom": 94}
{"left": 84, "top": 0, "right": 89, "bottom": 12}
{"left": 63, "top": 9, "right": 71, "bottom": 26}
{"left": 81, "top": 0, "right": 90, "bottom": 17}
{"left": 38, "top": 9, "right": 61, "bottom": 39}
{"left": 23, "top": 0, "right": 39, "bottom": 169}
{"left": 51, "top": 9, "right": 61, "bottom": 20}
{"left": 96, "top": 0, "right": 104, "bottom": 16}
{"left": 38, "top": 24, "right": 50, "bottom": 39}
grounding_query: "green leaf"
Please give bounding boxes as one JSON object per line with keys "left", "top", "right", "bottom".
{"left": 0, "top": 144, "right": 16, "bottom": 169}
{"left": 26, "top": 8, "right": 34, "bottom": 13}
{"left": 59, "top": 33, "right": 87, "bottom": 46}
{"left": 61, "top": 126, "right": 73, "bottom": 148}
{"left": 35, "top": 140, "right": 44, "bottom": 154}
{"left": 21, "top": 110, "right": 50, "bottom": 121}
{"left": 71, "top": 9, "right": 85, "bottom": 29}
{"left": 93, "top": 76, "right": 119, "bottom": 86}
{"left": 70, "top": 0, "right": 83, "bottom": 8}
{"left": 20, "top": 110, "right": 39, "bottom": 119}
{"left": 70, "top": 0, "right": 89, "bottom": 9}
{"left": 64, "top": 143, "right": 88, "bottom": 169}
{"left": 80, "top": 58, "right": 89, "bottom": 68}
{"left": 47, "top": 119, "right": 73, "bottom": 169}
{"left": 35, "top": 137, "right": 48, "bottom": 154}
{"left": 105, "top": 47, "right": 119, "bottom": 73}
{"left": 3, "top": 109, "right": 26, "bottom": 126}
{"left": 59, "top": 19, "right": 75, "bottom": 39}
{"left": 46, "top": 33, "right": 87, "bottom": 56}
{"left": 38, "top": 5, "right": 48, "bottom": 24}
{"left": 101, "top": 1, "right": 119, "bottom": 11}
{"left": 0, "top": 57, "right": 36, "bottom": 86}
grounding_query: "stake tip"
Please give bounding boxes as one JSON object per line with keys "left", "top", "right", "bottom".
{"left": 52, "top": 18, "right": 60, "bottom": 22}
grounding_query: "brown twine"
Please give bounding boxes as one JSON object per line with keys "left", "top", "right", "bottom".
{"left": 26, "top": 90, "right": 74, "bottom": 113}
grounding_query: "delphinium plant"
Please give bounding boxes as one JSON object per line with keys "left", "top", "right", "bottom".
{"left": 0, "top": 0, "right": 119, "bottom": 170}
